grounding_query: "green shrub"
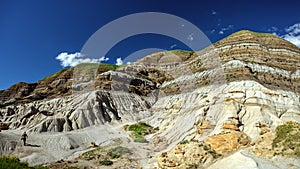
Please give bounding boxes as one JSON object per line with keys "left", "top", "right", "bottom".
{"left": 154, "top": 127, "right": 159, "bottom": 131}
{"left": 179, "top": 140, "right": 189, "bottom": 144}
{"left": 203, "top": 145, "right": 210, "bottom": 151}
{"left": 0, "top": 156, "right": 48, "bottom": 169}
{"left": 82, "top": 146, "right": 102, "bottom": 159}
{"left": 272, "top": 122, "right": 300, "bottom": 157}
{"left": 273, "top": 122, "right": 295, "bottom": 147}
{"left": 132, "top": 134, "right": 148, "bottom": 143}
{"left": 208, "top": 149, "right": 221, "bottom": 158}
{"left": 187, "top": 163, "right": 198, "bottom": 169}
{"left": 108, "top": 146, "right": 130, "bottom": 159}
{"left": 65, "top": 167, "right": 79, "bottom": 169}
{"left": 99, "top": 159, "right": 113, "bottom": 166}
{"left": 127, "top": 122, "right": 155, "bottom": 143}
{"left": 128, "top": 122, "right": 151, "bottom": 133}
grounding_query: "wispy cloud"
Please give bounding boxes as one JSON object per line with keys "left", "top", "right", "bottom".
{"left": 115, "top": 57, "right": 123, "bottom": 65}
{"left": 209, "top": 20, "right": 234, "bottom": 34}
{"left": 282, "top": 35, "right": 300, "bottom": 47}
{"left": 56, "top": 52, "right": 109, "bottom": 67}
{"left": 187, "top": 33, "right": 194, "bottom": 41}
{"left": 170, "top": 44, "right": 177, "bottom": 49}
{"left": 282, "top": 23, "right": 300, "bottom": 47}
{"left": 285, "top": 23, "right": 300, "bottom": 34}
{"left": 267, "top": 26, "right": 279, "bottom": 32}
{"left": 218, "top": 25, "right": 234, "bottom": 35}
{"left": 271, "top": 23, "right": 300, "bottom": 47}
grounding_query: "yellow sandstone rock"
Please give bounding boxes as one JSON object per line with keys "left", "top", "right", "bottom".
{"left": 204, "top": 131, "right": 250, "bottom": 154}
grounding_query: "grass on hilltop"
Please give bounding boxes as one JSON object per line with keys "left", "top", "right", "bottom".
{"left": 75, "top": 63, "right": 118, "bottom": 71}
{"left": 231, "top": 30, "right": 277, "bottom": 38}
{"left": 42, "top": 68, "right": 70, "bottom": 81}
{"left": 170, "top": 49, "right": 195, "bottom": 56}
{"left": 42, "top": 63, "right": 119, "bottom": 81}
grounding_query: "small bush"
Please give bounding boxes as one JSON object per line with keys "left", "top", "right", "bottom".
{"left": 0, "top": 156, "right": 48, "bottom": 169}
{"left": 179, "top": 140, "right": 189, "bottom": 144}
{"left": 65, "top": 167, "right": 79, "bottom": 169}
{"left": 133, "top": 136, "right": 148, "bottom": 143}
{"left": 272, "top": 122, "right": 296, "bottom": 147}
{"left": 108, "top": 146, "right": 130, "bottom": 159}
{"left": 208, "top": 149, "right": 221, "bottom": 158}
{"left": 272, "top": 122, "right": 300, "bottom": 157}
{"left": 127, "top": 122, "right": 155, "bottom": 143}
{"left": 187, "top": 163, "right": 198, "bottom": 169}
{"left": 128, "top": 122, "right": 151, "bottom": 134}
{"left": 99, "top": 159, "right": 113, "bottom": 166}
{"left": 203, "top": 145, "right": 210, "bottom": 151}
{"left": 82, "top": 146, "right": 102, "bottom": 159}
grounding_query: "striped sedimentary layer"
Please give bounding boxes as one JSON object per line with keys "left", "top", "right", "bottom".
{"left": 159, "top": 30, "right": 300, "bottom": 95}
{"left": 1, "top": 30, "right": 300, "bottom": 134}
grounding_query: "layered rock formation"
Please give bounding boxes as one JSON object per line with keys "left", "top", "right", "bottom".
{"left": 0, "top": 91, "right": 153, "bottom": 132}
{"left": 1, "top": 30, "right": 300, "bottom": 168}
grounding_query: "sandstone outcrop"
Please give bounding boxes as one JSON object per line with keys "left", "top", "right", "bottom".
{"left": 204, "top": 131, "right": 250, "bottom": 154}
{"left": 157, "top": 141, "right": 218, "bottom": 169}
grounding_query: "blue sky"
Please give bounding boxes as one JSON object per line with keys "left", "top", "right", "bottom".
{"left": 0, "top": 0, "right": 300, "bottom": 90}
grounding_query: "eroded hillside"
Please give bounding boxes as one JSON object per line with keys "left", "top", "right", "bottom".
{"left": 1, "top": 30, "right": 300, "bottom": 169}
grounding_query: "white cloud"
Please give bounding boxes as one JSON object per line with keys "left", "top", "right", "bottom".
{"left": 187, "top": 33, "right": 194, "bottom": 41}
{"left": 279, "top": 23, "right": 300, "bottom": 47}
{"left": 285, "top": 23, "right": 300, "bottom": 34}
{"left": 218, "top": 25, "right": 234, "bottom": 35}
{"left": 211, "top": 10, "right": 217, "bottom": 15}
{"left": 116, "top": 57, "right": 123, "bottom": 65}
{"left": 56, "top": 52, "right": 109, "bottom": 67}
{"left": 267, "top": 26, "right": 278, "bottom": 32}
{"left": 170, "top": 44, "right": 177, "bottom": 49}
{"left": 282, "top": 34, "right": 300, "bottom": 47}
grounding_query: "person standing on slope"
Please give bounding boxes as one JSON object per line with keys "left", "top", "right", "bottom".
{"left": 21, "top": 131, "right": 28, "bottom": 146}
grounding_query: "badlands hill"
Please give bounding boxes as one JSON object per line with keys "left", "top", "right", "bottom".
{"left": 0, "top": 30, "right": 300, "bottom": 169}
